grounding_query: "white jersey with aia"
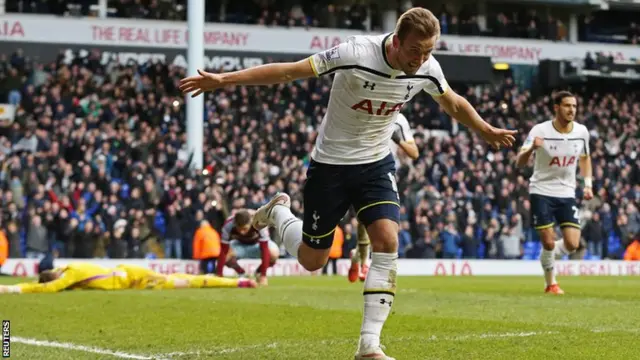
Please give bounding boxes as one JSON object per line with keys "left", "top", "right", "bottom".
{"left": 521, "top": 120, "right": 590, "bottom": 198}
{"left": 308, "top": 33, "right": 448, "bottom": 165}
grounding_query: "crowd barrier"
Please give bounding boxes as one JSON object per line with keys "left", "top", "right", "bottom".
{"left": 2, "top": 258, "right": 639, "bottom": 277}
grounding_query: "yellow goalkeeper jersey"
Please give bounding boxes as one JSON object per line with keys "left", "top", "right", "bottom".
{"left": 18, "top": 263, "right": 131, "bottom": 293}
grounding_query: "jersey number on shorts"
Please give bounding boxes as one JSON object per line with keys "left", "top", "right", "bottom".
{"left": 388, "top": 172, "right": 399, "bottom": 201}
{"left": 572, "top": 206, "right": 580, "bottom": 221}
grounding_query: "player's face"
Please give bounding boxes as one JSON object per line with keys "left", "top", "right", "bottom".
{"left": 238, "top": 224, "right": 251, "bottom": 235}
{"left": 394, "top": 32, "right": 437, "bottom": 75}
{"left": 555, "top": 96, "right": 577, "bottom": 122}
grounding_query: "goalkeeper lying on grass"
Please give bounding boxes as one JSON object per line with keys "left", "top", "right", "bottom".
{"left": 0, "top": 262, "right": 257, "bottom": 294}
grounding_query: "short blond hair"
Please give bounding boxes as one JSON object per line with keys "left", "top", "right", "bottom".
{"left": 395, "top": 7, "right": 441, "bottom": 42}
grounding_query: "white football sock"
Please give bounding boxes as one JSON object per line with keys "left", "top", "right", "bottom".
{"left": 271, "top": 206, "right": 302, "bottom": 258}
{"left": 554, "top": 240, "right": 571, "bottom": 256}
{"left": 360, "top": 252, "right": 398, "bottom": 349}
{"left": 540, "top": 247, "right": 557, "bottom": 287}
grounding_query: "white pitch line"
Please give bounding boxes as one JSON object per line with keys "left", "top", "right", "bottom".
{"left": 12, "top": 337, "right": 167, "bottom": 360}
{"left": 160, "top": 342, "right": 278, "bottom": 357}
{"left": 160, "top": 331, "right": 558, "bottom": 358}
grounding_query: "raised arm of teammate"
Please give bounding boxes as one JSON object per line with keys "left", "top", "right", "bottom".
{"left": 392, "top": 114, "right": 419, "bottom": 160}
{"left": 516, "top": 125, "right": 544, "bottom": 168}
{"left": 433, "top": 90, "right": 517, "bottom": 150}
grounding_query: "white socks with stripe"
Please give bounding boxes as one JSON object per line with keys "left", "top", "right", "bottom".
{"left": 360, "top": 252, "right": 398, "bottom": 350}
{"left": 540, "top": 240, "right": 575, "bottom": 287}
{"left": 540, "top": 247, "right": 557, "bottom": 287}
{"left": 271, "top": 206, "right": 302, "bottom": 258}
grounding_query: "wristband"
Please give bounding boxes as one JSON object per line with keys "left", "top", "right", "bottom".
{"left": 584, "top": 177, "right": 592, "bottom": 188}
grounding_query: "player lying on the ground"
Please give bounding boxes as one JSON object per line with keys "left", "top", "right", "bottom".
{"left": 349, "top": 113, "right": 419, "bottom": 283}
{"left": 516, "top": 91, "right": 593, "bottom": 295}
{"left": 216, "top": 209, "right": 280, "bottom": 286}
{"left": 0, "top": 262, "right": 257, "bottom": 294}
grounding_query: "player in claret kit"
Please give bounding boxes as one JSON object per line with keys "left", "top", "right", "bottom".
{"left": 180, "top": 7, "right": 516, "bottom": 359}
{"left": 215, "top": 209, "right": 280, "bottom": 286}
{"left": 348, "top": 113, "right": 419, "bottom": 283}
{"left": 516, "top": 91, "right": 593, "bottom": 295}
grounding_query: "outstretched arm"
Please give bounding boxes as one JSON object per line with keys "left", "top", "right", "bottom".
{"left": 0, "top": 270, "right": 76, "bottom": 294}
{"left": 180, "top": 60, "right": 314, "bottom": 97}
{"left": 433, "top": 90, "right": 516, "bottom": 149}
{"left": 220, "top": 60, "right": 315, "bottom": 86}
{"left": 180, "top": 39, "right": 359, "bottom": 97}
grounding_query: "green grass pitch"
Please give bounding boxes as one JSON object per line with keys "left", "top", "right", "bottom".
{"left": 1, "top": 276, "right": 639, "bottom": 359}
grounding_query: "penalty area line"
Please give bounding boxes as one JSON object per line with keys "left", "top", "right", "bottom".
{"left": 12, "top": 336, "right": 168, "bottom": 360}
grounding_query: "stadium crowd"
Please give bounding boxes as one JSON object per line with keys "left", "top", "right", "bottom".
{"left": 5, "top": 0, "right": 639, "bottom": 44}
{"left": 0, "top": 46, "right": 638, "bottom": 262}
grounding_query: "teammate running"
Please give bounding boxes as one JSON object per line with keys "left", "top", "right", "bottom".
{"left": 516, "top": 91, "right": 593, "bottom": 295}
{"left": 349, "top": 113, "right": 419, "bottom": 283}
{"left": 215, "top": 209, "right": 280, "bottom": 286}
{"left": 180, "top": 7, "right": 516, "bottom": 359}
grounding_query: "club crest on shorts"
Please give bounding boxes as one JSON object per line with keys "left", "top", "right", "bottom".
{"left": 312, "top": 211, "right": 320, "bottom": 231}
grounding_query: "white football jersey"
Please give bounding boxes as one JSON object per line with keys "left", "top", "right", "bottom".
{"left": 390, "top": 113, "right": 415, "bottom": 169}
{"left": 308, "top": 33, "right": 448, "bottom": 165}
{"left": 521, "top": 120, "right": 590, "bottom": 198}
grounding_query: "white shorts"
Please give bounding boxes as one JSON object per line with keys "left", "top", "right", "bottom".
{"left": 230, "top": 240, "right": 279, "bottom": 259}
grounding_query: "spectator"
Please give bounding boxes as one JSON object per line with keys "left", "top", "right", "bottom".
{"left": 440, "top": 222, "right": 460, "bottom": 259}
{"left": 164, "top": 204, "right": 183, "bottom": 259}
{"left": 398, "top": 221, "right": 413, "bottom": 258}
{"left": 0, "top": 226, "right": 7, "bottom": 272}
{"left": 323, "top": 226, "right": 343, "bottom": 275}
{"left": 26, "top": 215, "right": 48, "bottom": 259}
{"left": 501, "top": 215, "right": 523, "bottom": 260}
{"left": 584, "top": 212, "right": 606, "bottom": 258}
{"left": 623, "top": 238, "right": 640, "bottom": 261}
{"left": 192, "top": 220, "right": 221, "bottom": 274}
{"left": 461, "top": 225, "right": 478, "bottom": 259}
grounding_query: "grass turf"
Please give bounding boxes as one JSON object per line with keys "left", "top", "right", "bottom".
{"left": 1, "top": 276, "right": 639, "bottom": 359}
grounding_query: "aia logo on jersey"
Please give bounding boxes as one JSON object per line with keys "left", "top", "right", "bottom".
{"left": 351, "top": 100, "right": 404, "bottom": 115}
{"left": 549, "top": 156, "right": 576, "bottom": 167}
